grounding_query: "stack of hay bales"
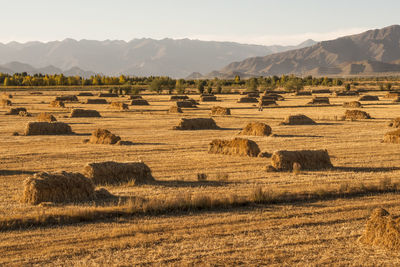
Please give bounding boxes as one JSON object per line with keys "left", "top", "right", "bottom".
{"left": 50, "top": 100, "right": 65, "bottom": 108}
{"left": 259, "top": 99, "right": 277, "bottom": 107}
{"left": 110, "top": 102, "right": 128, "bottom": 110}
{"left": 131, "top": 99, "right": 149, "bottom": 105}
{"left": 359, "top": 208, "right": 400, "bottom": 251}
{"left": 358, "top": 95, "right": 379, "bottom": 101}
{"left": 129, "top": 95, "right": 143, "bottom": 100}
{"left": 22, "top": 171, "right": 96, "bottom": 205}
{"left": 262, "top": 93, "right": 284, "bottom": 101}
{"left": 334, "top": 91, "right": 359, "bottom": 96}
{"left": 388, "top": 117, "right": 400, "bottom": 128}
{"left": 383, "top": 129, "right": 400, "bottom": 144}
{"left": 77, "top": 92, "right": 94, "bottom": 96}
{"left": 88, "top": 129, "right": 121, "bottom": 144}
{"left": 200, "top": 95, "right": 217, "bottom": 102}
{"left": 1, "top": 99, "right": 12, "bottom": 107}
{"left": 270, "top": 150, "right": 333, "bottom": 171}
{"left": 170, "top": 95, "right": 189, "bottom": 101}
{"left": 24, "top": 122, "right": 72, "bottom": 135}
{"left": 83, "top": 161, "right": 154, "bottom": 185}
{"left": 280, "top": 114, "right": 316, "bottom": 125}
{"left": 98, "top": 93, "right": 118, "bottom": 97}
{"left": 237, "top": 97, "right": 258, "bottom": 103}
{"left": 5, "top": 107, "right": 27, "bottom": 115}
{"left": 384, "top": 92, "right": 400, "bottom": 99}
{"left": 175, "top": 100, "right": 196, "bottom": 108}
{"left": 343, "top": 101, "right": 362, "bottom": 108}
{"left": 307, "top": 96, "right": 330, "bottom": 105}
{"left": 86, "top": 99, "right": 107, "bottom": 104}
{"left": 208, "top": 138, "right": 260, "bottom": 157}
{"left": 69, "top": 109, "right": 101, "bottom": 118}
{"left": 55, "top": 95, "right": 78, "bottom": 102}
{"left": 169, "top": 105, "right": 183, "bottom": 113}
{"left": 295, "top": 91, "right": 312, "bottom": 96}
{"left": 173, "top": 118, "right": 219, "bottom": 130}
{"left": 344, "top": 110, "right": 371, "bottom": 120}
{"left": 246, "top": 92, "right": 260, "bottom": 98}
{"left": 239, "top": 122, "right": 272, "bottom": 136}
{"left": 311, "top": 89, "right": 331, "bottom": 94}
{"left": 211, "top": 106, "right": 231, "bottom": 116}
{"left": 37, "top": 112, "right": 57, "bottom": 122}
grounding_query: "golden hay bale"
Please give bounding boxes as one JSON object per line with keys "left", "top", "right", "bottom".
{"left": 388, "top": 118, "right": 400, "bottom": 128}
{"left": 358, "top": 95, "right": 379, "bottom": 101}
{"left": 344, "top": 109, "right": 371, "bottom": 120}
{"left": 110, "top": 102, "right": 128, "bottom": 110}
{"left": 1, "top": 99, "right": 12, "bottom": 107}
{"left": 77, "top": 92, "right": 94, "bottom": 96}
{"left": 384, "top": 92, "right": 400, "bottom": 99}
{"left": 259, "top": 99, "right": 277, "bottom": 107}
{"left": 262, "top": 94, "right": 284, "bottom": 101}
{"left": 37, "top": 112, "right": 57, "bottom": 122}
{"left": 69, "top": 109, "right": 101, "bottom": 118}
{"left": 307, "top": 96, "right": 330, "bottom": 105}
{"left": 55, "top": 95, "right": 79, "bottom": 102}
{"left": 170, "top": 95, "right": 188, "bottom": 101}
{"left": 173, "top": 118, "right": 219, "bottom": 130}
{"left": 187, "top": 98, "right": 199, "bottom": 105}
{"left": 129, "top": 95, "right": 143, "bottom": 100}
{"left": 239, "top": 122, "right": 272, "bottom": 136}
{"left": 295, "top": 91, "right": 312, "bottom": 96}
{"left": 280, "top": 114, "right": 316, "bottom": 125}
{"left": 50, "top": 100, "right": 65, "bottom": 108}
{"left": 334, "top": 91, "right": 359, "bottom": 96}
{"left": 98, "top": 93, "right": 118, "bottom": 97}
{"left": 208, "top": 138, "right": 260, "bottom": 157}
{"left": 19, "top": 111, "right": 32, "bottom": 117}
{"left": 311, "top": 89, "right": 331, "bottom": 94}
{"left": 5, "top": 107, "right": 27, "bottom": 115}
{"left": 359, "top": 208, "right": 400, "bottom": 251}
{"left": 237, "top": 97, "right": 258, "bottom": 103}
{"left": 211, "top": 106, "right": 231, "bottom": 116}
{"left": 383, "top": 129, "right": 400, "bottom": 144}
{"left": 245, "top": 92, "right": 260, "bottom": 98}
{"left": 82, "top": 161, "right": 154, "bottom": 185}
{"left": 22, "top": 171, "right": 95, "bottom": 205}
{"left": 201, "top": 95, "right": 218, "bottom": 102}
{"left": 343, "top": 101, "right": 362, "bottom": 108}
{"left": 169, "top": 105, "right": 183, "bottom": 113}
{"left": 131, "top": 99, "right": 149, "bottom": 105}
{"left": 175, "top": 100, "right": 196, "bottom": 108}
{"left": 88, "top": 129, "right": 121, "bottom": 144}
{"left": 271, "top": 150, "right": 333, "bottom": 171}
{"left": 86, "top": 98, "right": 107, "bottom": 104}
{"left": 24, "top": 122, "right": 72, "bottom": 135}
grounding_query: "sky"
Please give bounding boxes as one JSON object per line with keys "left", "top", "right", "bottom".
{"left": 0, "top": 0, "right": 399, "bottom": 45}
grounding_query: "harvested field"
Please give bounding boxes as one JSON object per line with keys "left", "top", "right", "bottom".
{"left": 37, "top": 112, "right": 57, "bottom": 122}
{"left": 295, "top": 91, "right": 312, "bottom": 96}
{"left": 262, "top": 94, "right": 284, "bottom": 101}
{"left": 129, "top": 95, "right": 143, "bottom": 100}
{"left": 259, "top": 99, "right": 277, "bottom": 106}
{"left": 110, "top": 102, "right": 128, "bottom": 110}
{"left": 50, "top": 100, "right": 65, "bottom": 108}
{"left": 211, "top": 106, "right": 231, "bottom": 115}
{"left": 88, "top": 129, "right": 121, "bottom": 144}
{"left": 1, "top": 99, "right": 12, "bottom": 107}
{"left": 359, "top": 95, "right": 379, "bottom": 101}
{"left": 70, "top": 109, "right": 101, "bottom": 118}
{"left": 208, "top": 138, "right": 260, "bottom": 157}
{"left": 86, "top": 99, "right": 108, "bottom": 104}
{"left": 270, "top": 150, "right": 333, "bottom": 171}
{"left": 55, "top": 95, "right": 78, "bottom": 102}
{"left": 24, "top": 122, "right": 72, "bottom": 135}
{"left": 343, "top": 101, "right": 362, "bottom": 108}
{"left": 173, "top": 118, "right": 219, "bottom": 130}
{"left": 280, "top": 114, "right": 316, "bottom": 125}
{"left": 384, "top": 92, "right": 400, "bottom": 99}
{"left": 382, "top": 129, "right": 400, "bottom": 144}
{"left": 311, "top": 89, "right": 331, "bottom": 94}
{"left": 131, "top": 99, "right": 149, "bottom": 105}
{"left": 239, "top": 122, "right": 272, "bottom": 136}
{"left": 344, "top": 109, "right": 371, "bottom": 120}
{"left": 335, "top": 91, "right": 359, "bottom": 96}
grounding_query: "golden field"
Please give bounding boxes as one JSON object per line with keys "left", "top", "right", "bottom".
{"left": 1, "top": 89, "right": 400, "bottom": 265}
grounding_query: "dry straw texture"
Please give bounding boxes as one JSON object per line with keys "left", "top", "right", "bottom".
{"left": 307, "top": 97, "right": 330, "bottom": 105}
{"left": 343, "top": 101, "right": 362, "bottom": 108}
{"left": 170, "top": 95, "right": 188, "bottom": 101}
{"left": 271, "top": 150, "right": 333, "bottom": 171}
{"left": 24, "top": 122, "right": 72, "bottom": 135}
{"left": 208, "top": 138, "right": 260, "bottom": 157}
{"left": 280, "top": 114, "right": 316, "bottom": 125}
{"left": 110, "top": 102, "right": 128, "bottom": 110}
{"left": 55, "top": 95, "right": 78, "bottom": 102}
{"left": 168, "top": 105, "right": 183, "bottom": 113}
{"left": 6, "top": 107, "right": 27, "bottom": 115}
{"left": 359, "top": 208, "right": 400, "bottom": 250}
{"left": 388, "top": 117, "right": 400, "bottom": 128}
{"left": 383, "top": 129, "right": 400, "bottom": 144}
{"left": 239, "top": 122, "right": 272, "bottom": 136}
{"left": 37, "top": 112, "right": 57, "bottom": 122}
{"left": 69, "top": 109, "right": 101, "bottom": 118}
{"left": 49, "top": 100, "right": 65, "bottom": 108}
{"left": 344, "top": 109, "right": 371, "bottom": 120}
{"left": 358, "top": 95, "right": 379, "bottom": 101}
{"left": 211, "top": 106, "right": 231, "bottom": 116}
{"left": 86, "top": 99, "right": 107, "bottom": 104}
{"left": 82, "top": 161, "right": 154, "bottom": 185}
{"left": 88, "top": 129, "right": 121, "bottom": 144}
{"left": 22, "top": 171, "right": 95, "bottom": 205}
{"left": 173, "top": 118, "right": 219, "bottom": 130}
{"left": 77, "top": 92, "right": 94, "bottom": 96}
{"left": 131, "top": 99, "right": 149, "bottom": 105}
{"left": 175, "top": 101, "right": 196, "bottom": 108}
{"left": 237, "top": 97, "right": 258, "bottom": 103}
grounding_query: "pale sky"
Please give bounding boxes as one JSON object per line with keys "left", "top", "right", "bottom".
{"left": 0, "top": 0, "right": 399, "bottom": 45}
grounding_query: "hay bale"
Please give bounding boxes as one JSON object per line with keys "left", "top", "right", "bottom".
{"left": 170, "top": 95, "right": 189, "bottom": 101}
{"left": 1, "top": 99, "right": 12, "bottom": 107}
{"left": 237, "top": 97, "right": 258, "bottom": 103}
{"left": 259, "top": 99, "right": 277, "bottom": 107}
{"left": 55, "top": 95, "right": 78, "bottom": 102}
{"left": 169, "top": 105, "right": 183, "bottom": 113}
{"left": 86, "top": 98, "right": 107, "bottom": 104}
{"left": 208, "top": 138, "right": 260, "bottom": 157}
{"left": 19, "top": 111, "right": 32, "bottom": 117}
{"left": 24, "top": 122, "right": 72, "bottom": 135}
{"left": 83, "top": 161, "right": 154, "bottom": 185}
{"left": 201, "top": 95, "right": 217, "bottom": 102}
{"left": 271, "top": 150, "right": 333, "bottom": 171}
{"left": 262, "top": 94, "right": 284, "bottom": 101}
{"left": 383, "top": 129, "right": 400, "bottom": 144}
{"left": 37, "top": 112, "right": 57, "bottom": 122}
{"left": 77, "top": 92, "right": 94, "bottom": 96}
{"left": 307, "top": 96, "right": 330, "bottom": 105}
{"left": 129, "top": 95, "right": 143, "bottom": 100}
{"left": 239, "top": 122, "right": 272, "bottom": 136}
{"left": 384, "top": 92, "right": 400, "bottom": 99}
{"left": 211, "top": 106, "right": 231, "bottom": 116}
{"left": 187, "top": 98, "right": 199, "bottom": 105}
{"left": 88, "top": 129, "right": 121, "bottom": 144}
{"left": 344, "top": 109, "right": 371, "bottom": 120}
{"left": 343, "top": 101, "right": 362, "bottom": 108}
{"left": 131, "top": 99, "right": 149, "bottom": 105}
{"left": 358, "top": 95, "right": 379, "bottom": 101}
{"left": 176, "top": 100, "right": 196, "bottom": 108}
{"left": 30, "top": 92, "right": 43, "bottom": 95}
{"left": 98, "top": 93, "right": 118, "bottom": 97}
{"left": 295, "top": 91, "right": 312, "bottom": 96}
{"left": 22, "top": 171, "right": 95, "bottom": 205}
{"left": 173, "top": 118, "right": 219, "bottom": 130}
{"left": 359, "top": 208, "right": 400, "bottom": 250}
{"left": 70, "top": 109, "right": 101, "bottom": 118}
{"left": 280, "top": 114, "right": 316, "bottom": 125}
{"left": 334, "top": 91, "right": 359, "bottom": 96}
{"left": 5, "top": 107, "right": 27, "bottom": 115}
{"left": 247, "top": 92, "right": 260, "bottom": 98}
{"left": 311, "top": 89, "right": 331, "bottom": 94}
{"left": 110, "top": 102, "right": 128, "bottom": 110}
{"left": 50, "top": 100, "right": 65, "bottom": 108}
{"left": 388, "top": 118, "right": 400, "bottom": 128}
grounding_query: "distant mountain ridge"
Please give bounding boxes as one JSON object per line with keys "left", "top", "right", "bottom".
{"left": 0, "top": 38, "right": 316, "bottom": 78}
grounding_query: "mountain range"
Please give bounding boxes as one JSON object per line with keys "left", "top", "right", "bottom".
{"left": 0, "top": 38, "right": 316, "bottom": 78}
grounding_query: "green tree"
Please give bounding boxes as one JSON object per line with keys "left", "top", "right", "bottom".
{"left": 345, "top": 83, "right": 351, "bottom": 91}
{"left": 197, "top": 80, "right": 205, "bottom": 94}
{"left": 245, "top": 78, "right": 258, "bottom": 92}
